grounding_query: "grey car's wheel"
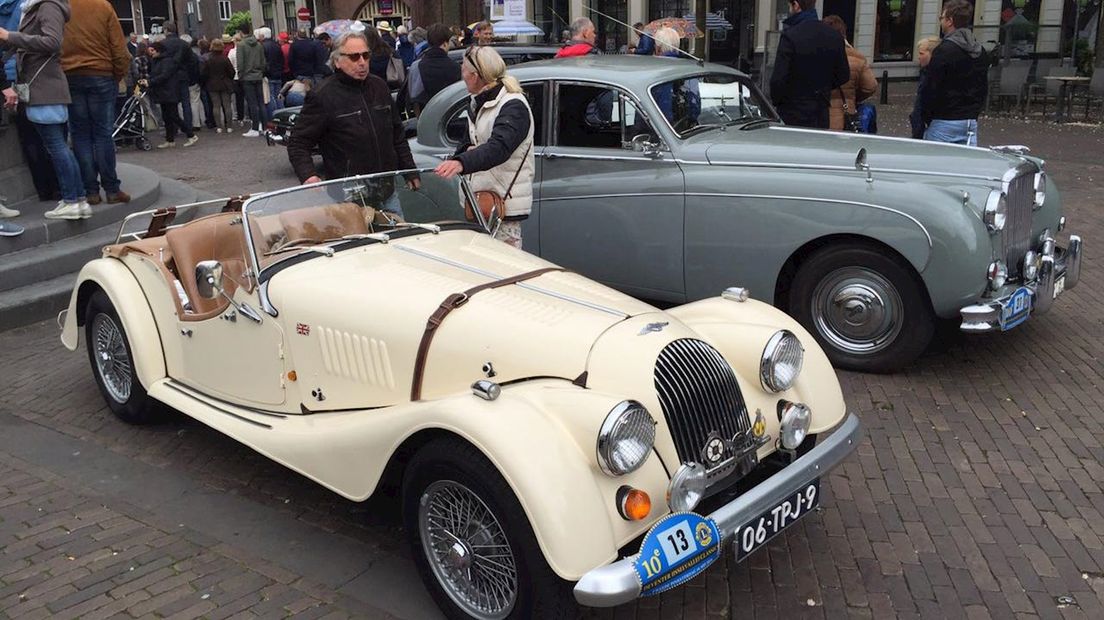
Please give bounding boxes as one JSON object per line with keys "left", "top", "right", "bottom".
{"left": 403, "top": 438, "right": 575, "bottom": 620}
{"left": 84, "top": 290, "right": 163, "bottom": 424}
{"left": 789, "top": 245, "right": 934, "bottom": 373}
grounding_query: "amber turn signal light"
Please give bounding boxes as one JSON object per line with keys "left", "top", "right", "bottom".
{"left": 287, "top": 370, "right": 297, "bottom": 382}
{"left": 616, "top": 486, "right": 651, "bottom": 521}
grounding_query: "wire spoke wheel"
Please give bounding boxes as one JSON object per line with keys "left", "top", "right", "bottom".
{"left": 419, "top": 480, "right": 518, "bottom": 619}
{"left": 91, "top": 313, "right": 132, "bottom": 403}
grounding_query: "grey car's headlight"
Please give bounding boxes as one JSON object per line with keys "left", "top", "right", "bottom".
{"left": 667, "top": 462, "right": 706, "bottom": 512}
{"left": 760, "top": 330, "right": 804, "bottom": 393}
{"left": 988, "top": 260, "right": 1008, "bottom": 290}
{"left": 1033, "top": 172, "right": 1046, "bottom": 208}
{"left": 597, "top": 401, "right": 655, "bottom": 475}
{"left": 984, "top": 190, "right": 1007, "bottom": 232}
{"left": 778, "top": 401, "right": 812, "bottom": 450}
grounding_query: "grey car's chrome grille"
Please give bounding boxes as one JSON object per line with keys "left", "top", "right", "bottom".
{"left": 1003, "top": 173, "right": 1034, "bottom": 277}
{"left": 653, "top": 339, "right": 751, "bottom": 467}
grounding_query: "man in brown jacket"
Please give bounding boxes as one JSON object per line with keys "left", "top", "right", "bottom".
{"left": 61, "top": 0, "right": 131, "bottom": 204}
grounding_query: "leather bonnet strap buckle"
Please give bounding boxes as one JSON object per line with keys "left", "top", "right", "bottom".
{"left": 410, "top": 267, "right": 564, "bottom": 401}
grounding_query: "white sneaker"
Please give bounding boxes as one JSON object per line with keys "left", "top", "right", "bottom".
{"left": 79, "top": 202, "right": 92, "bottom": 219}
{"left": 0, "top": 204, "right": 19, "bottom": 218}
{"left": 183, "top": 135, "right": 199, "bottom": 147}
{"left": 216, "top": 128, "right": 223, "bottom": 134}
{"left": 242, "top": 130, "right": 260, "bottom": 138}
{"left": 44, "top": 201, "right": 87, "bottom": 220}
{"left": 157, "top": 141, "right": 176, "bottom": 149}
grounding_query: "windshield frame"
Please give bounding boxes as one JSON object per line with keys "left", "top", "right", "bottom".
{"left": 241, "top": 168, "right": 484, "bottom": 280}
{"left": 646, "top": 71, "right": 779, "bottom": 140}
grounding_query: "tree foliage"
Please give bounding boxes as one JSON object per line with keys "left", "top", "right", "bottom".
{"left": 225, "top": 11, "right": 252, "bottom": 36}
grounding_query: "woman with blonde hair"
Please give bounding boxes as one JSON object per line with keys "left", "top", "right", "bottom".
{"left": 434, "top": 45, "right": 534, "bottom": 249}
{"left": 910, "top": 36, "right": 940, "bottom": 138}
{"left": 822, "top": 15, "right": 877, "bottom": 131}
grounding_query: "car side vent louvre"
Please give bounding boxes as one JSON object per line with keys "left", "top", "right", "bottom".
{"left": 654, "top": 338, "right": 750, "bottom": 471}
{"left": 317, "top": 326, "right": 396, "bottom": 388}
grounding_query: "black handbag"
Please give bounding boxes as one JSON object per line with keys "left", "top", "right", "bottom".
{"left": 839, "top": 87, "right": 861, "bottom": 133}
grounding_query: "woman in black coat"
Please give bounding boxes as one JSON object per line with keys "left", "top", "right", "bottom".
{"left": 148, "top": 42, "right": 196, "bottom": 148}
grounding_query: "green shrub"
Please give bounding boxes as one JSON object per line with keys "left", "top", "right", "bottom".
{"left": 225, "top": 11, "right": 252, "bottom": 36}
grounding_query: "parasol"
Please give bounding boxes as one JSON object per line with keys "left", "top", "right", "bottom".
{"left": 313, "top": 19, "right": 363, "bottom": 38}
{"left": 643, "top": 17, "right": 703, "bottom": 39}
{"left": 491, "top": 20, "right": 545, "bottom": 36}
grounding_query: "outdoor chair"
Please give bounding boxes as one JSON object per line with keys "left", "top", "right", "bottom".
{"left": 989, "top": 61, "right": 1031, "bottom": 116}
{"left": 1025, "top": 66, "right": 1076, "bottom": 116}
{"left": 1081, "top": 71, "right": 1104, "bottom": 121}
{"left": 1025, "top": 57, "right": 1061, "bottom": 98}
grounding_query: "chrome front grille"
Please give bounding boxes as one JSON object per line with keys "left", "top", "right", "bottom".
{"left": 1003, "top": 172, "right": 1035, "bottom": 277}
{"left": 653, "top": 339, "right": 751, "bottom": 469}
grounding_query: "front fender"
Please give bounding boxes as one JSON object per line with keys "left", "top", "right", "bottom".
{"left": 61, "top": 258, "right": 166, "bottom": 390}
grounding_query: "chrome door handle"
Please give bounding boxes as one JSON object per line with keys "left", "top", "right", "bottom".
{"left": 541, "top": 152, "right": 561, "bottom": 160}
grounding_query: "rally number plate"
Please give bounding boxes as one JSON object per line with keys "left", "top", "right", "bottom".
{"left": 634, "top": 512, "right": 721, "bottom": 597}
{"left": 999, "top": 286, "right": 1033, "bottom": 332}
{"left": 734, "top": 479, "right": 820, "bottom": 561}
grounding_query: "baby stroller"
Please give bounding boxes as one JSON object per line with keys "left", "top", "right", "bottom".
{"left": 113, "top": 85, "right": 152, "bottom": 151}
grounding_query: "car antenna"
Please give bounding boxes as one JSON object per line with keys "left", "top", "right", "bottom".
{"left": 583, "top": 4, "right": 705, "bottom": 66}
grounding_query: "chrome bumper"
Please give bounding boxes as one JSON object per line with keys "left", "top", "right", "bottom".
{"left": 264, "top": 130, "right": 285, "bottom": 146}
{"left": 960, "top": 234, "right": 1082, "bottom": 332}
{"left": 573, "top": 413, "right": 862, "bottom": 608}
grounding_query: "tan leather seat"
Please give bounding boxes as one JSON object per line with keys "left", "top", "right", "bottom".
{"left": 278, "top": 202, "right": 370, "bottom": 245}
{"left": 166, "top": 213, "right": 249, "bottom": 318}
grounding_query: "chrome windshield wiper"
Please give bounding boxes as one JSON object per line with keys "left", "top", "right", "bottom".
{"left": 263, "top": 243, "right": 335, "bottom": 258}
{"left": 385, "top": 222, "right": 441, "bottom": 234}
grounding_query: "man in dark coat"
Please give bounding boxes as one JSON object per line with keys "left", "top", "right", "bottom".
{"left": 920, "top": 0, "right": 988, "bottom": 145}
{"left": 259, "top": 27, "right": 283, "bottom": 117}
{"left": 405, "top": 23, "right": 460, "bottom": 112}
{"left": 160, "top": 22, "right": 195, "bottom": 130}
{"left": 288, "top": 28, "right": 326, "bottom": 82}
{"left": 768, "top": 0, "right": 850, "bottom": 129}
{"left": 287, "top": 31, "right": 416, "bottom": 187}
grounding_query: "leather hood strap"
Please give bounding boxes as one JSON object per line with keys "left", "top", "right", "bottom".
{"left": 410, "top": 266, "right": 565, "bottom": 401}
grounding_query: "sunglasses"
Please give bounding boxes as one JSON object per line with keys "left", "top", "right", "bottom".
{"left": 464, "top": 47, "right": 485, "bottom": 81}
{"left": 340, "top": 52, "right": 371, "bottom": 62}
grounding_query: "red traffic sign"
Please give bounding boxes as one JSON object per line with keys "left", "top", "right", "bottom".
{"left": 379, "top": 0, "right": 393, "bottom": 15}
{"left": 297, "top": 7, "right": 311, "bottom": 21}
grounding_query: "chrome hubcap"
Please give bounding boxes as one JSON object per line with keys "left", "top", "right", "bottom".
{"left": 811, "top": 267, "right": 903, "bottom": 355}
{"left": 419, "top": 480, "right": 518, "bottom": 619}
{"left": 92, "top": 314, "right": 132, "bottom": 403}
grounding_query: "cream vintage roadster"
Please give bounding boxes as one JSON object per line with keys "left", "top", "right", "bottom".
{"left": 60, "top": 170, "right": 860, "bottom": 618}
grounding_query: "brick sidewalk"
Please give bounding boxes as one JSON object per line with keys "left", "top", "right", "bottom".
{"left": 0, "top": 450, "right": 381, "bottom": 619}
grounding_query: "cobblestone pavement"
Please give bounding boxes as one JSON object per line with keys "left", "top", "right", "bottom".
{"left": 1, "top": 88, "right": 1102, "bottom": 618}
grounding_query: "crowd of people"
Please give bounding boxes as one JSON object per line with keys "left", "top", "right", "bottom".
{"left": 0, "top": 0, "right": 992, "bottom": 242}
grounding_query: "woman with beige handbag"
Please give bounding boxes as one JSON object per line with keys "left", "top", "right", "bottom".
{"left": 433, "top": 45, "right": 534, "bottom": 249}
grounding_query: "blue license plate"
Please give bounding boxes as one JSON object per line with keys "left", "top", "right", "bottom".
{"left": 999, "top": 286, "right": 1033, "bottom": 331}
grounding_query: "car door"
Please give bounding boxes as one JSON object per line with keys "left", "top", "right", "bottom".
{"left": 535, "top": 81, "right": 686, "bottom": 301}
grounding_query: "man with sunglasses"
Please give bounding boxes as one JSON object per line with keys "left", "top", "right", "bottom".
{"left": 287, "top": 30, "right": 417, "bottom": 190}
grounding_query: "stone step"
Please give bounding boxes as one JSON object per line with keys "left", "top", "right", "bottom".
{"left": 0, "top": 272, "right": 76, "bottom": 333}
{"left": 0, "top": 177, "right": 206, "bottom": 293}
{"left": 0, "top": 163, "right": 161, "bottom": 257}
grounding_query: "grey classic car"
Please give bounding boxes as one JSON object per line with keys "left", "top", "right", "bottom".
{"left": 410, "top": 55, "right": 1082, "bottom": 372}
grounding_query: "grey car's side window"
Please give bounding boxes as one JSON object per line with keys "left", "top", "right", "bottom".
{"left": 554, "top": 84, "right": 653, "bottom": 150}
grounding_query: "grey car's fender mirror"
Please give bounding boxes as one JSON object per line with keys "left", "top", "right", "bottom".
{"left": 196, "top": 260, "right": 224, "bottom": 300}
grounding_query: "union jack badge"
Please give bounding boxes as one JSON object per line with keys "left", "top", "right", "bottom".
{"left": 296, "top": 323, "right": 310, "bottom": 336}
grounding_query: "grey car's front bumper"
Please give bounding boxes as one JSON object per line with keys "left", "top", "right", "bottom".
{"left": 572, "top": 413, "right": 862, "bottom": 608}
{"left": 960, "top": 234, "right": 1082, "bottom": 332}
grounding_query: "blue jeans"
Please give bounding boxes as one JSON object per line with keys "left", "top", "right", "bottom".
{"left": 266, "top": 78, "right": 282, "bottom": 117}
{"left": 67, "top": 75, "right": 122, "bottom": 195}
{"left": 34, "top": 122, "right": 84, "bottom": 203}
{"left": 923, "top": 119, "right": 978, "bottom": 146}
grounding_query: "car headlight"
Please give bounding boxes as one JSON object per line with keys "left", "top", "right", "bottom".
{"left": 778, "top": 401, "right": 811, "bottom": 450}
{"left": 667, "top": 462, "right": 706, "bottom": 512}
{"left": 1033, "top": 172, "right": 1046, "bottom": 208}
{"left": 988, "top": 260, "right": 1008, "bottom": 290}
{"left": 1022, "top": 250, "right": 1039, "bottom": 282}
{"left": 984, "top": 190, "right": 1007, "bottom": 232}
{"left": 760, "top": 330, "right": 804, "bottom": 393}
{"left": 596, "top": 401, "right": 655, "bottom": 475}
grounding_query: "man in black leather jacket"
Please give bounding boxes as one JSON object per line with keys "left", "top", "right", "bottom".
{"left": 287, "top": 31, "right": 416, "bottom": 187}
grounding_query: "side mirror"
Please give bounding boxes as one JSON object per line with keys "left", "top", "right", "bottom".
{"left": 630, "top": 134, "right": 662, "bottom": 158}
{"left": 195, "top": 260, "right": 224, "bottom": 300}
{"left": 855, "top": 147, "right": 873, "bottom": 184}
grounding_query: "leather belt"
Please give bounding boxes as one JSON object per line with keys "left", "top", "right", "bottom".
{"left": 410, "top": 267, "right": 564, "bottom": 401}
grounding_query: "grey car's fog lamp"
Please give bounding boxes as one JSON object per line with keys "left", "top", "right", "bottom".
{"left": 778, "top": 402, "right": 811, "bottom": 450}
{"left": 988, "top": 261, "right": 1008, "bottom": 291}
{"left": 597, "top": 401, "right": 655, "bottom": 476}
{"left": 1022, "top": 250, "right": 1039, "bottom": 282}
{"left": 984, "top": 190, "right": 1007, "bottom": 232}
{"left": 667, "top": 462, "right": 706, "bottom": 512}
{"left": 760, "top": 330, "right": 804, "bottom": 393}
{"left": 1033, "top": 172, "right": 1046, "bottom": 208}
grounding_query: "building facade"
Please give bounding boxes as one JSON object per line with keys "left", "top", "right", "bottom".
{"left": 174, "top": 0, "right": 253, "bottom": 40}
